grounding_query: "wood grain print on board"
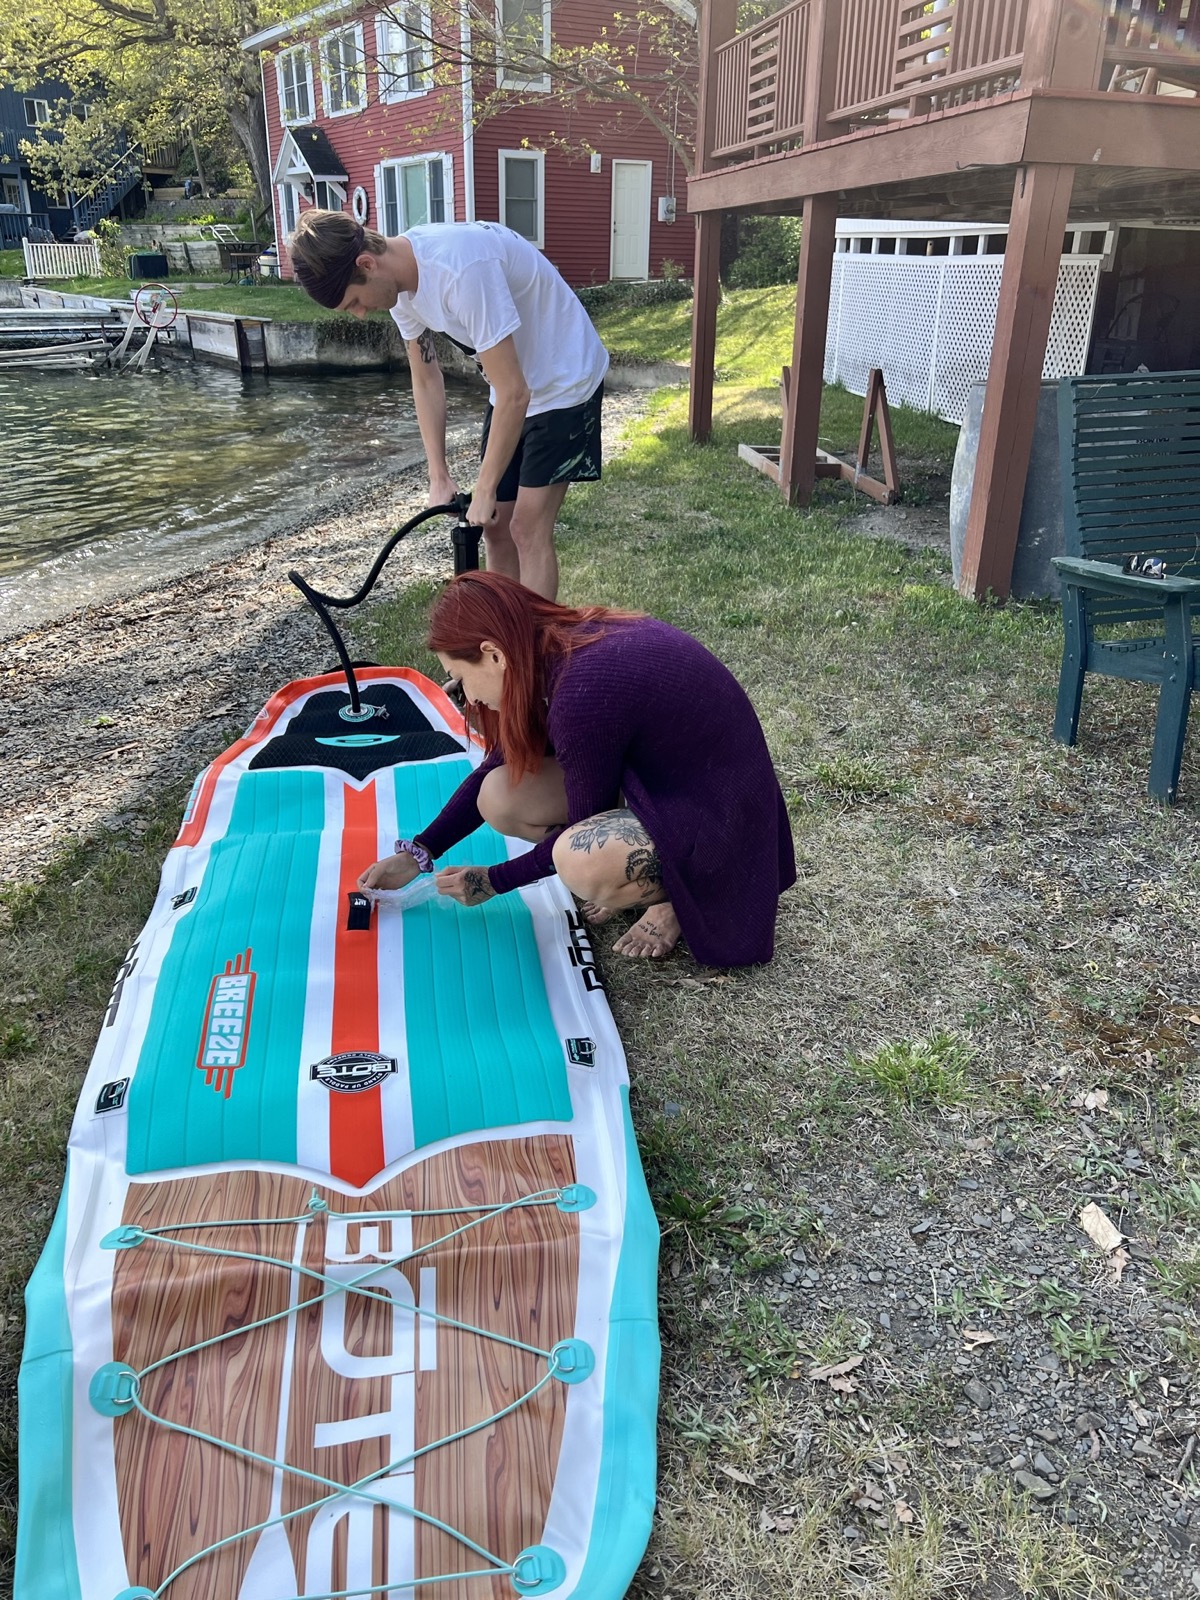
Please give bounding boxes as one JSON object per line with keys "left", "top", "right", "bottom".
{"left": 112, "top": 1136, "right": 578, "bottom": 1600}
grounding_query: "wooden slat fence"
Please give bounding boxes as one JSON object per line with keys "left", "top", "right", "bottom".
{"left": 22, "top": 239, "right": 102, "bottom": 279}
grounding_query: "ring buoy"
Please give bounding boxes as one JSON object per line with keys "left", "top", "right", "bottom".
{"left": 351, "top": 186, "right": 370, "bottom": 225}
{"left": 133, "top": 285, "right": 179, "bottom": 329}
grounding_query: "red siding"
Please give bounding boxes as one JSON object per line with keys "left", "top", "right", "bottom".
{"left": 257, "top": 0, "right": 693, "bottom": 288}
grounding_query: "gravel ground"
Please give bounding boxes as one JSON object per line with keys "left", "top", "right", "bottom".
{"left": 0, "top": 388, "right": 652, "bottom": 887}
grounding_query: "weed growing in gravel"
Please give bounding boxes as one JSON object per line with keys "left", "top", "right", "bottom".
{"left": 1047, "top": 1314, "right": 1118, "bottom": 1369}
{"left": 720, "top": 1295, "right": 801, "bottom": 1382}
{"left": 1151, "top": 1253, "right": 1200, "bottom": 1300}
{"left": 847, "top": 1031, "right": 973, "bottom": 1107}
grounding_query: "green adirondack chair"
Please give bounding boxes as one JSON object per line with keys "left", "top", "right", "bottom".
{"left": 1052, "top": 371, "right": 1200, "bottom": 803}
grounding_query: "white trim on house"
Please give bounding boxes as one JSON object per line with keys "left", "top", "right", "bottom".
{"left": 277, "top": 43, "right": 316, "bottom": 125}
{"left": 460, "top": 0, "right": 476, "bottom": 221}
{"left": 498, "top": 148, "right": 544, "bottom": 248}
{"left": 277, "top": 180, "right": 300, "bottom": 241}
{"left": 374, "top": 152, "right": 455, "bottom": 236}
{"left": 320, "top": 21, "right": 367, "bottom": 116}
{"left": 271, "top": 127, "right": 346, "bottom": 186}
{"left": 495, "top": 0, "right": 551, "bottom": 92}
{"left": 23, "top": 98, "right": 51, "bottom": 127}
{"left": 314, "top": 179, "right": 347, "bottom": 209}
{"left": 242, "top": 0, "right": 355, "bottom": 53}
{"left": 379, "top": 4, "right": 434, "bottom": 102}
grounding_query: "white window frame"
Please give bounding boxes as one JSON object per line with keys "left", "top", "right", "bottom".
{"left": 277, "top": 45, "right": 315, "bottom": 125}
{"left": 2, "top": 176, "right": 24, "bottom": 209}
{"left": 277, "top": 181, "right": 299, "bottom": 240}
{"left": 375, "top": 153, "right": 453, "bottom": 236}
{"left": 495, "top": 0, "right": 550, "bottom": 92}
{"left": 498, "top": 149, "right": 544, "bottom": 248}
{"left": 321, "top": 22, "right": 367, "bottom": 116}
{"left": 24, "top": 99, "right": 51, "bottom": 127}
{"left": 379, "top": 5, "right": 434, "bottom": 102}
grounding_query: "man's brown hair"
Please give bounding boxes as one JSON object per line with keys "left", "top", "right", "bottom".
{"left": 290, "top": 210, "right": 386, "bottom": 309}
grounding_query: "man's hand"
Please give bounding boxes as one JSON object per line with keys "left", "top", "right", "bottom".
{"left": 358, "top": 852, "right": 421, "bottom": 893}
{"left": 436, "top": 865, "right": 496, "bottom": 907}
{"left": 465, "top": 488, "right": 497, "bottom": 528}
{"left": 429, "top": 470, "right": 460, "bottom": 508}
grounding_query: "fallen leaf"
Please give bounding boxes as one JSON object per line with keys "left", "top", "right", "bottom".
{"left": 1079, "top": 1201, "right": 1124, "bottom": 1253}
{"left": 963, "top": 1328, "right": 998, "bottom": 1351}
{"left": 717, "top": 1463, "right": 756, "bottom": 1486}
{"left": 1109, "top": 1244, "right": 1130, "bottom": 1284}
{"left": 893, "top": 1498, "right": 916, "bottom": 1525}
{"left": 829, "top": 1375, "right": 859, "bottom": 1394}
{"left": 1084, "top": 1088, "right": 1109, "bottom": 1112}
{"left": 809, "top": 1352, "right": 865, "bottom": 1382}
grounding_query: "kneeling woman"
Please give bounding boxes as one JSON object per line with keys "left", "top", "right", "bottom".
{"left": 361, "top": 572, "right": 796, "bottom": 965}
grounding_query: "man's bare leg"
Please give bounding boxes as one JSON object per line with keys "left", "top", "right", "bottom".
{"left": 482, "top": 502, "right": 520, "bottom": 581}
{"left": 509, "top": 482, "right": 570, "bottom": 600}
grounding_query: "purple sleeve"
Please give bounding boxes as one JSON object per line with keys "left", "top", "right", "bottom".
{"left": 486, "top": 666, "right": 628, "bottom": 894}
{"left": 413, "top": 750, "right": 502, "bottom": 860}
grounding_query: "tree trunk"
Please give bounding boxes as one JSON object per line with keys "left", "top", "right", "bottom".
{"left": 227, "top": 87, "right": 270, "bottom": 214}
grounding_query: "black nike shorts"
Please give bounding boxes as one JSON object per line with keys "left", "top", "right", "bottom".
{"left": 481, "top": 382, "right": 604, "bottom": 503}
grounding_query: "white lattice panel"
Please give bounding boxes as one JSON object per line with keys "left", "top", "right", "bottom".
{"left": 824, "top": 252, "right": 1102, "bottom": 425}
{"left": 824, "top": 257, "right": 943, "bottom": 413}
{"left": 930, "top": 259, "right": 1006, "bottom": 422}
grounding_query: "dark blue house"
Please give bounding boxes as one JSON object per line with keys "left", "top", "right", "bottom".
{"left": 0, "top": 82, "right": 179, "bottom": 251}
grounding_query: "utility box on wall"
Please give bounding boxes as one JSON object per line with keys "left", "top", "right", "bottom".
{"left": 657, "top": 196, "right": 676, "bottom": 224}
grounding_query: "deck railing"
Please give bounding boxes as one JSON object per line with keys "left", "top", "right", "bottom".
{"left": 705, "top": 0, "right": 1199, "bottom": 162}
{"left": 0, "top": 211, "right": 52, "bottom": 251}
{"left": 712, "top": 0, "right": 812, "bottom": 158}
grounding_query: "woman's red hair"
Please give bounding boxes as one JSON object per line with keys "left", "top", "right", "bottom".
{"left": 427, "top": 572, "right": 640, "bottom": 779}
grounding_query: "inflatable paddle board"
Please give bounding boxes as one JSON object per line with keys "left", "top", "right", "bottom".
{"left": 17, "top": 668, "right": 659, "bottom": 1600}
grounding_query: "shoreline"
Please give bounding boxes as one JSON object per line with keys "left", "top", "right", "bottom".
{"left": 0, "top": 388, "right": 654, "bottom": 888}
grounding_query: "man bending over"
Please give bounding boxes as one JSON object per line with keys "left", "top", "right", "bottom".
{"left": 289, "top": 211, "right": 609, "bottom": 600}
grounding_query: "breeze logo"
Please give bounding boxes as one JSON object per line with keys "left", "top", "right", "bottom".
{"left": 565, "top": 910, "right": 605, "bottom": 992}
{"left": 196, "top": 950, "right": 256, "bottom": 1099}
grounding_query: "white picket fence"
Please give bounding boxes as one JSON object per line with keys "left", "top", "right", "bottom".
{"left": 22, "top": 239, "right": 103, "bottom": 280}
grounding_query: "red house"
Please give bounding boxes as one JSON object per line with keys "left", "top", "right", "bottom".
{"left": 242, "top": 0, "right": 694, "bottom": 288}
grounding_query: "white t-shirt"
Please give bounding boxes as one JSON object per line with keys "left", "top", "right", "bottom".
{"left": 389, "top": 222, "right": 609, "bottom": 416}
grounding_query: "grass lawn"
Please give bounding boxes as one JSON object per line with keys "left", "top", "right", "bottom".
{"left": 0, "top": 249, "right": 24, "bottom": 278}
{"left": 2, "top": 298, "right": 1199, "bottom": 1596}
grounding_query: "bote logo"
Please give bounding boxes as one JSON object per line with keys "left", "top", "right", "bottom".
{"left": 196, "top": 950, "right": 256, "bottom": 1098}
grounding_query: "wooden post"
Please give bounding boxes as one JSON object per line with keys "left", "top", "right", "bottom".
{"left": 689, "top": 212, "right": 722, "bottom": 442}
{"left": 779, "top": 192, "right": 838, "bottom": 506}
{"left": 687, "top": 0, "right": 737, "bottom": 444}
{"left": 957, "top": 163, "right": 1076, "bottom": 601}
{"left": 803, "top": 0, "right": 844, "bottom": 145}
{"left": 1022, "top": 0, "right": 1107, "bottom": 91}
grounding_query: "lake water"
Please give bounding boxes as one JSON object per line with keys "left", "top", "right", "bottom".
{"left": 0, "top": 361, "right": 487, "bottom": 635}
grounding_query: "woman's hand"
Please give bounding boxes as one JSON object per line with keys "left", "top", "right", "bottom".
{"left": 436, "top": 865, "right": 496, "bottom": 907}
{"left": 358, "top": 852, "right": 421, "bottom": 893}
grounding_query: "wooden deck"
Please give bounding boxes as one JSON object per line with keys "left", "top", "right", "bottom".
{"left": 692, "top": 0, "right": 1200, "bottom": 222}
{"left": 687, "top": 0, "right": 1200, "bottom": 603}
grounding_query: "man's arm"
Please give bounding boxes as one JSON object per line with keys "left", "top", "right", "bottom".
{"left": 406, "top": 329, "right": 459, "bottom": 505}
{"left": 470, "top": 335, "right": 531, "bottom": 528}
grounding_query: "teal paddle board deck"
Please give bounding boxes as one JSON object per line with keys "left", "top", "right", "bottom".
{"left": 17, "top": 667, "right": 659, "bottom": 1600}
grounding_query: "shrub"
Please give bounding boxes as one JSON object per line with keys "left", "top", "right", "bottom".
{"left": 576, "top": 276, "right": 693, "bottom": 314}
{"left": 725, "top": 215, "right": 802, "bottom": 289}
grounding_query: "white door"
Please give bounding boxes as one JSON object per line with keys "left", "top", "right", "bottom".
{"left": 610, "top": 160, "right": 651, "bottom": 281}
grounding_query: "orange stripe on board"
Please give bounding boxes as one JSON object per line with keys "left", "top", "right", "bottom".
{"left": 329, "top": 781, "right": 386, "bottom": 1187}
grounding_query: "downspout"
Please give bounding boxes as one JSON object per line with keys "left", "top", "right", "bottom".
{"left": 259, "top": 51, "right": 279, "bottom": 254}
{"left": 459, "top": 0, "right": 476, "bottom": 221}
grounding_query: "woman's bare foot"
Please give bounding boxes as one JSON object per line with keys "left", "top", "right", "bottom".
{"left": 612, "top": 903, "right": 681, "bottom": 959}
{"left": 581, "top": 900, "right": 619, "bottom": 926}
